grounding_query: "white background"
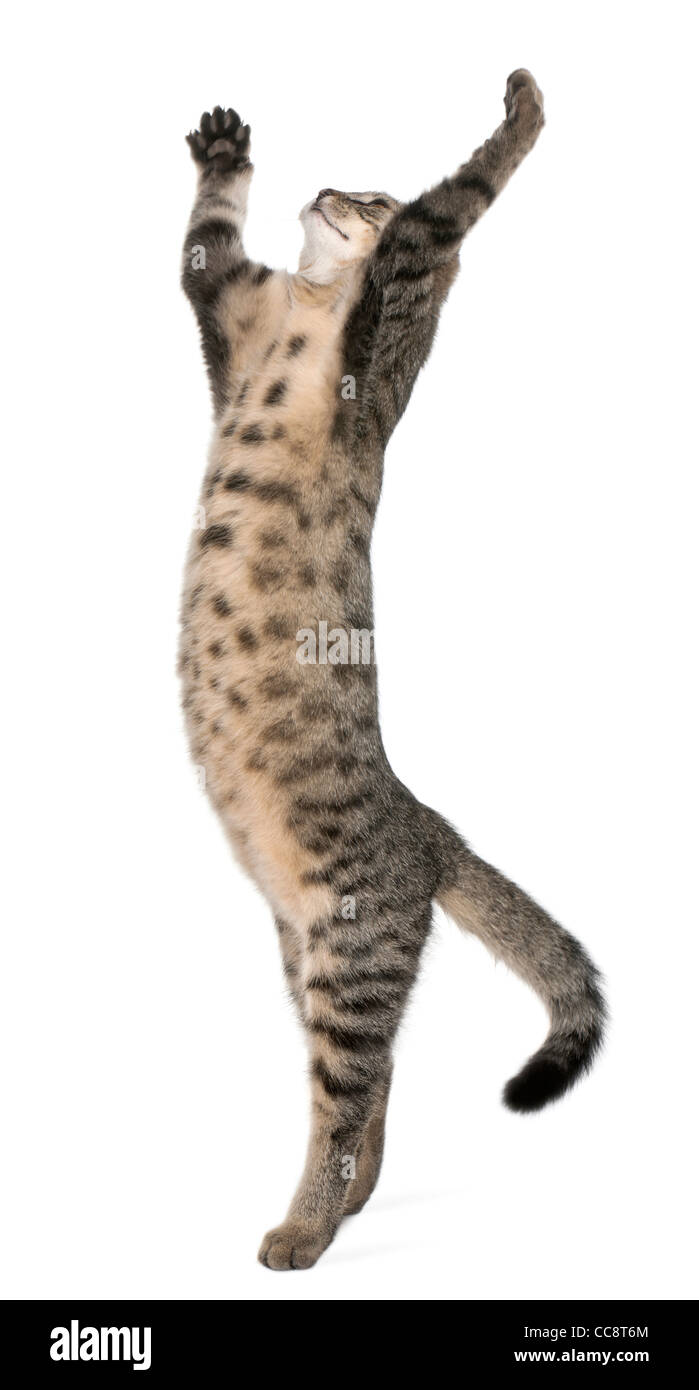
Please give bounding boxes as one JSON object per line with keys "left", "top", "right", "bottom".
{"left": 2, "top": 0, "right": 697, "bottom": 1301}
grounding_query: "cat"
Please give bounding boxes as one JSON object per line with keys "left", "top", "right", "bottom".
{"left": 179, "top": 71, "right": 606, "bottom": 1271}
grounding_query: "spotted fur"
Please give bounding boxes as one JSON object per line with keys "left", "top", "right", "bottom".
{"left": 179, "top": 79, "right": 605, "bottom": 1272}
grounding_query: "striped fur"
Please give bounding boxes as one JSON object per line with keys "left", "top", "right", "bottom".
{"left": 179, "top": 78, "right": 606, "bottom": 1272}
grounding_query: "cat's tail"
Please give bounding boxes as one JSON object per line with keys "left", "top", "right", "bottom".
{"left": 429, "top": 816, "right": 606, "bottom": 1112}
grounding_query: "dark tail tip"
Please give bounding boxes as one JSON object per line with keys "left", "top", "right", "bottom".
{"left": 503, "top": 1018, "right": 605, "bottom": 1114}
{"left": 503, "top": 1057, "right": 572, "bottom": 1112}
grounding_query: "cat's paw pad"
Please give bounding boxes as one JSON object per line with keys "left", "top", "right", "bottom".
{"left": 258, "top": 1219, "right": 329, "bottom": 1271}
{"left": 504, "top": 70, "right": 544, "bottom": 130}
{"left": 186, "top": 107, "right": 251, "bottom": 173}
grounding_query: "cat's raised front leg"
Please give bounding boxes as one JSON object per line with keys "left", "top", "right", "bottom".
{"left": 351, "top": 70, "right": 544, "bottom": 446}
{"left": 181, "top": 107, "right": 267, "bottom": 413}
{"left": 452, "top": 69, "right": 545, "bottom": 209}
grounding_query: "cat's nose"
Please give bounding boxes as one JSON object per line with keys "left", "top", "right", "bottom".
{"left": 317, "top": 188, "right": 337, "bottom": 200}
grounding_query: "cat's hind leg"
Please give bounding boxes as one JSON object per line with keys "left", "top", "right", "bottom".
{"left": 258, "top": 1050, "right": 391, "bottom": 1269}
{"left": 273, "top": 916, "right": 393, "bottom": 1226}
{"left": 259, "top": 904, "right": 429, "bottom": 1269}
{"left": 343, "top": 1067, "right": 392, "bottom": 1216}
{"left": 276, "top": 915, "right": 392, "bottom": 1218}
{"left": 274, "top": 915, "right": 306, "bottom": 1023}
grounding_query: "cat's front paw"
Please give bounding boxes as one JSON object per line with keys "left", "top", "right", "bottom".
{"left": 504, "top": 69, "right": 544, "bottom": 132}
{"left": 186, "top": 107, "right": 251, "bottom": 174}
{"left": 258, "top": 1218, "right": 331, "bottom": 1271}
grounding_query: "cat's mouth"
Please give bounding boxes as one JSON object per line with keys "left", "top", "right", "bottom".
{"left": 311, "top": 202, "right": 349, "bottom": 241}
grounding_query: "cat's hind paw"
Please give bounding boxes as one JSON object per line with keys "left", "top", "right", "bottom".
{"left": 258, "top": 1219, "right": 331, "bottom": 1271}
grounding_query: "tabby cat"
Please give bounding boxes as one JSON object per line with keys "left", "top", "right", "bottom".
{"left": 179, "top": 71, "right": 605, "bottom": 1270}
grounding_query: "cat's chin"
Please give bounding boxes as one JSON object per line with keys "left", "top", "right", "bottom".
{"left": 297, "top": 255, "right": 344, "bottom": 285}
{"left": 297, "top": 240, "right": 359, "bottom": 285}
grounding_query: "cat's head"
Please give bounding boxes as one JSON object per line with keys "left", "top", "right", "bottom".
{"left": 299, "top": 188, "right": 400, "bottom": 282}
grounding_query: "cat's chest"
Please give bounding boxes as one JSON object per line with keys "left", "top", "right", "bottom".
{"left": 224, "top": 293, "right": 345, "bottom": 451}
